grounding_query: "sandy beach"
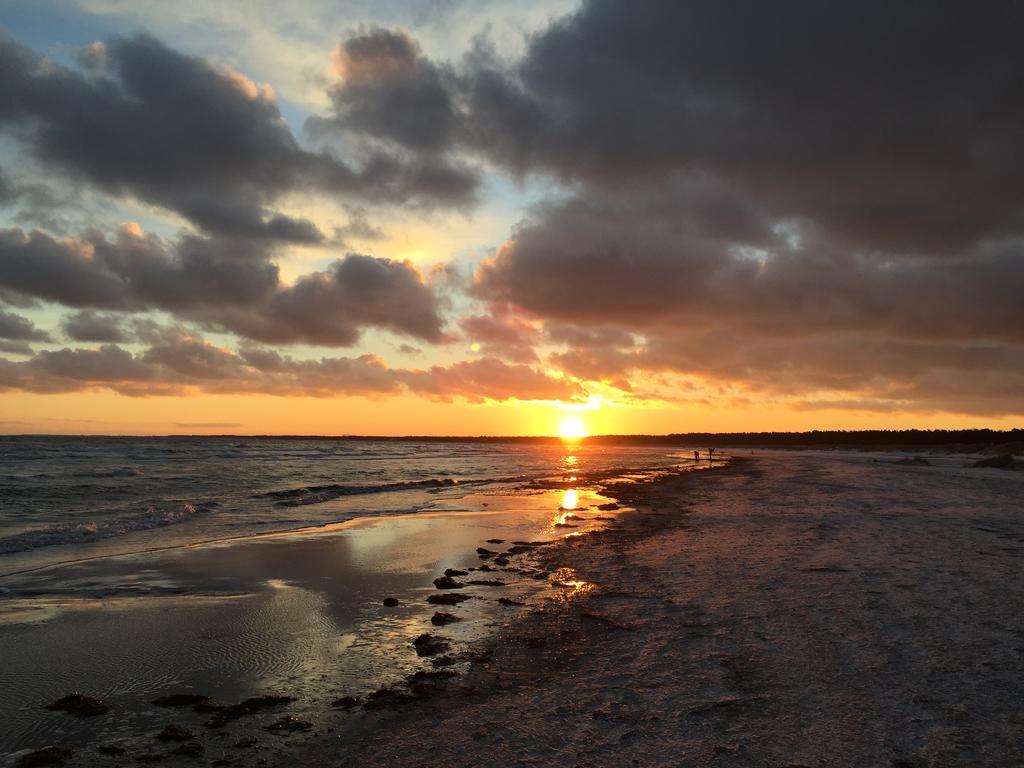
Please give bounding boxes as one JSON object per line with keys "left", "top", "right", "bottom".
{"left": 302, "top": 451, "right": 1024, "bottom": 767}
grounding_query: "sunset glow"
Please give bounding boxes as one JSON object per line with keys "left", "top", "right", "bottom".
{"left": 558, "top": 416, "right": 589, "bottom": 441}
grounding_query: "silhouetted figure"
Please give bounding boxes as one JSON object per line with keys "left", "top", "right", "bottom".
{"left": 694, "top": 450, "right": 699, "bottom": 462}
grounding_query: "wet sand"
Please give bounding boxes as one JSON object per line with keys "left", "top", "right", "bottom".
{"left": 302, "top": 452, "right": 1024, "bottom": 767}
{"left": 0, "top": 478, "right": 640, "bottom": 765}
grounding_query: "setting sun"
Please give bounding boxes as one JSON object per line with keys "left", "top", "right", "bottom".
{"left": 558, "top": 416, "right": 589, "bottom": 441}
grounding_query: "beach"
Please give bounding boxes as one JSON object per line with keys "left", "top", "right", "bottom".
{"left": 309, "top": 451, "right": 1024, "bottom": 767}
{"left": 3, "top": 447, "right": 1023, "bottom": 767}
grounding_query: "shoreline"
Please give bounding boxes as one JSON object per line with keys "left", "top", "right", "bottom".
{"left": 300, "top": 452, "right": 1024, "bottom": 767}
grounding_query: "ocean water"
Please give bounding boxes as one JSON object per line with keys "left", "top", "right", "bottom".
{"left": 0, "top": 436, "right": 693, "bottom": 577}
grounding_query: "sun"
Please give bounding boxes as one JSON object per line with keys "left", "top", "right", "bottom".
{"left": 558, "top": 416, "right": 589, "bottom": 441}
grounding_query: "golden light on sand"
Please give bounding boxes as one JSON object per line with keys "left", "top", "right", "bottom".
{"left": 558, "top": 416, "right": 588, "bottom": 441}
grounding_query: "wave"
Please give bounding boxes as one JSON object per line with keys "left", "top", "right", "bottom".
{"left": 254, "top": 478, "right": 464, "bottom": 507}
{"left": 0, "top": 503, "right": 208, "bottom": 555}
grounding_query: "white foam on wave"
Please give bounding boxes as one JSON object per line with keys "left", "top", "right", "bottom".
{"left": 0, "top": 503, "right": 204, "bottom": 554}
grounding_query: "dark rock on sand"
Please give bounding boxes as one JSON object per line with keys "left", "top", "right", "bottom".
{"left": 266, "top": 716, "right": 312, "bottom": 733}
{"left": 485, "top": 539, "right": 505, "bottom": 544}
{"left": 412, "top": 633, "right": 450, "bottom": 657}
{"left": 18, "top": 746, "right": 79, "bottom": 767}
{"left": 506, "top": 545, "right": 535, "bottom": 555}
{"left": 466, "top": 579, "right": 506, "bottom": 586}
{"left": 172, "top": 742, "right": 204, "bottom": 758}
{"left": 498, "top": 597, "right": 525, "bottom": 606}
{"left": 382, "top": 597, "right": 400, "bottom": 607}
{"left": 330, "top": 695, "right": 363, "bottom": 710}
{"left": 431, "top": 611, "right": 462, "bottom": 625}
{"left": 476, "top": 547, "right": 498, "bottom": 557}
{"left": 973, "top": 454, "right": 1016, "bottom": 468}
{"left": 433, "top": 575, "right": 464, "bottom": 589}
{"left": 553, "top": 522, "right": 578, "bottom": 528}
{"left": 153, "top": 694, "right": 211, "bottom": 708}
{"left": 597, "top": 502, "right": 621, "bottom": 511}
{"left": 157, "top": 724, "right": 193, "bottom": 742}
{"left": 204, "top": 695, "right": 294, "bottom": 728}
{"left": 492, "top": 556, "right": 510, "bottom": 566}
{"left": 443, "top": 568, "right": 469, "bottom": 577}
{"left": 428, "top": 592, "right": 471, "bottom": 605}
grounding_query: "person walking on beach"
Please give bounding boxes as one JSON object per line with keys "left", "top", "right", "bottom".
{"left": 694, "top": 450, "right": 700, "bottom": 462}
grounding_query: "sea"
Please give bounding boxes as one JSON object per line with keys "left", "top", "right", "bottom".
{"left": 0, "top": 436, "right": 696, "bottom": 576}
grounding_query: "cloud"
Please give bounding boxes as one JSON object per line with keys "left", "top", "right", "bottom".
{"left": 310, "top": 28, "right": 460, "bottom": 154}
{"left": 0, "top": 334, "right": 580, "bottom": 403}
{"left": 0, "top": 308, "right": 51, "bottom": 342}
{"left": 328, "top": 2, "right": 1024, "bottom": 253}
{"left": 0, "top": 31, "right": 479, "bottom": 242}
{"left": 0, "top": 225, "right": 445, "bottom": 346}
{"left": 301, "top": 1, "right": 1020, "bottom": 417}
{"left": 458, "top": 303, "right": 540, "bottom": 363}
{"left": 61, "top": 310, "right": 128, "bottom": 343}
{"left": 401, "top": 357, "right": 582, "bottom": 403}
{"left": 473, "top": 185, "right": 1024, "bottom": 343}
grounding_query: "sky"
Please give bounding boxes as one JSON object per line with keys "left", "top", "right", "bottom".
{"left": 0, "top": 0, "right": 1022, "bottom": 436}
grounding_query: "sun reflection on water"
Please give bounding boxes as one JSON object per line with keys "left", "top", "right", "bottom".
{"left": 561, "top": 488, "right": 578, "bottom": 510}
{"left": 548, "top": 567, "right": 595, "bottom": 603}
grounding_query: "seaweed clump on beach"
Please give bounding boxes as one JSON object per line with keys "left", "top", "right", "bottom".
{"left": 972, "top": 454, "right": 1019, "bottom": 469}
{"left": 202, "top": 695, "right": 295, "bottom": 728}
{"left": 45, "top": 693, "right": 111, "bottom": 717}
{"left": 432, "top": 575, "right": 464, "bottom": 589}
{"left": 153, "top": 693, "right": 211, "bottom": 708}
{"left": 428, "top": 592, "right": 471, "bottom": 605}
{"left": 412, "top": 633, "right": 450, "bottom": 657}
{"left": 157, "top": 724, "right": 193, "bottom": 742}
{"left": 17, "top": 746, "right": 79, "bottom": 767}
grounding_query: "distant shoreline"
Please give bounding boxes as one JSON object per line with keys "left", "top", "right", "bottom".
{"left": 2, "top": 429, "right": 1022, "bottom": 449}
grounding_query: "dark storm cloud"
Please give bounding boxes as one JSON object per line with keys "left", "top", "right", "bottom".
{"left": 61, "top": 311, "right": 129, "bottom": 343}
{"left": 218, "top": 254, "right": 445, "bottom": 345}
{"left": 327, "top": 1, "right": 1024, "bottom": 254}
{"left": 0, "top": 32, "right": 478, "bottom": 241}
{"left": 0, "top": 308, "right": 50, "bottom": 342}
{"left": 475, "top": 190, "right": 1024, "bottom": 343}
{"left": 0, "top": 226, "right": 445, "bottom": 346}
{"left": 309, "top": 28, "right": 460, "bottom": 154}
